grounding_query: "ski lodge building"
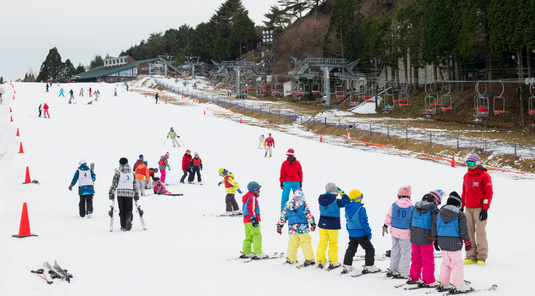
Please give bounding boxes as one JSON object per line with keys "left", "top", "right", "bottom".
{"left": 74, "top": 56, "right": 158, "bottom": 83}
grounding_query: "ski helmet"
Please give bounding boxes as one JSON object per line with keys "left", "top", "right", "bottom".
{"left": 119, "top": 157, "right": 128, "bottom": 165}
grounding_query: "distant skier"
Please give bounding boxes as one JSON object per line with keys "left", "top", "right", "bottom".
{"left": 133, "top": 154, "right": 144, "bottom": 172}
{"left": 180, "top": 150, "right": 192, "bottom": 184}
{"left": 158, "top": 152, "right": 171, "bottom": 184}
{"left": 126, "top": 83, "right": 129, "bottom": 92}
{"left": 135, "top": 161, "right": 151, "bottom": 196}
{"left": 43, "top": 103, "right": 50, "bottom": 118}
{"left": 59, "top": 88, "right": 65, "bottom": 97}
{"left": 114, "top": 87, "right": 117, "bottom": 96}
{"left": 69, "top": 160, "right": 96, "bottom": 218}
{"left": 46, "top": 83, "right": 49, "bottom": 92}
{"left": 258, "top": 134, "right": 265, "bottom": 149}
{"left": 155, "top": 92, "right": 159, "bottom": 104}
{"left": 94, "top": 90, "right": 100, "bottom": 101}
{"left": 109, "top": 157, "right": 139, "bottom": 231}
{"left": 218, "top": 168, "right": 242, "bottom": 216}
{"left": 38, "top": 104, "right": 42, "bottom": 117}
{"left": 264, "top": 133, "right": 275, "bottom": 157}
{"left": 69, "top": 89, "right": 74, "bottom": 102}
{"left": 152, "top": 177, "right": 172, "bottom": 195}
{"left": 188, "top": 152, "right": 202, "bottom": 184}
{"left": 167, "top": 127, "right": 180, "bottom": 147}
{"left": 79, "top": 87, "right": 84, "bottom": 96}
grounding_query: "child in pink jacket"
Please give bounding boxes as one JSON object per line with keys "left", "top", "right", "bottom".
{"left": 383, "top": 185, "right": 414, "bottom": 279}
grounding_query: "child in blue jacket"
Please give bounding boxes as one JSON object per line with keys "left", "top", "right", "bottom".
{"left": 316, "top": 182, "right": 350, "bottom": 270}
{"left": 342, "top": 189, "right": 379, "bottom": 275}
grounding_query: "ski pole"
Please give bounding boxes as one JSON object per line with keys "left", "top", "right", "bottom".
{"left": 179, "top": 137, "right": 185, "bottom": 146}
{"left": 162, "top": 138, "right": 168, "bottom": 146}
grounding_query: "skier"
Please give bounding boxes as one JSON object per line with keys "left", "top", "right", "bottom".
{"left": 242, "top": 181, "right": 268, "bottom": 259}
{"left": 158, "top": 152, "right": 171, "bottom": 184}
{"left": 434, "top": 191, "right": 472, "bottom": 293}
{"left": 155, "top": 92, "right": 159, "bottom": 104}
{"left": 188, "top": 152, "right": 202, "bottom": 184}
{"left": 167, "top": 127, "right": 180, "bottom": 147}
{"left": 108, "top": 157, "right": 139, "bottom": 231}
{"left": 316, "top": 182, "right": 350, "bottom": 270}
{"left": 341, "top": 189, "right": 379, "bottom": 275}
{"left": 69, "top": 160, "right": 96, "bottom": 218}
{"left": 79, "top": 87, "right": 84, "bottom": 96}
{"left": 461, "top": 154, "right": 493, "bottom": 266}
{"left": 46, "top": 83, "right": 49, "bottom": 92}
{"left": 126, "top": 83, "right": 129, "bottom": 92}
{"left": 279, "top": 148, "right": 303, "bottom": 212}
{"left": 407, "top": 190, "right": 442, "bottom": 287}
{"left": 59, "top": 88, "right": 65, "bottom": 97}
{"left": 258, "top": 134, "right": 265, "bottom": 149}
{"left": 382, "top": 185, "right": 414, "bottom": 279}
{"left": 94, "top": 90, "right": 100, "bottom": 101}
{"left": 68, "top": 89, "right": 74, "bottom": 102}
{"left": 38, "top": 104, "right": 42, "bottom": 117}
{"left": 134, "top": 161, "right": 151, "bottom": 196}
{"left": 180, "top": 150, "right": 192, "bottom": 183}
{"left": 114, "top": 87, "right": 117, "bottom": 96}
{"left": 276, "top": 188, "right": 316, "bottom": 266}
{"left": 43, "top": 103, "right": 50, "bottom": 118}
{"left": 264, "top": 133, "right": 275, "bottom": 157}
{"left": 88, "top": 87, "right": 92, "bottom": 97}
{"left": 218, "top": 168, "right": 242, "bottom": 216}
{"left": 152, "top": 177, "right": 172, "bottom": 194}
{"left": 133, "top": 154, "right": 144, "bottom": 172}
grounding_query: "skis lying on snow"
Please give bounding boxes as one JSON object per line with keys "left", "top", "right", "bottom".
{"left": 134, "top": 200, "right": 147, "bottom": 230}
{"left": 204, "top": 213, "right": 242, "bottom": 217}
{"left": 31, "top": 268, "right": 53, "bottom": 285}
{"left": 442, "top": 284, "right": 498, "bottom": 295}
{"left": 43, "top": 261, "right": 73, "bottom": 283}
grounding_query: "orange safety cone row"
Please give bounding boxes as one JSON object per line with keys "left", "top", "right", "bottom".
{"left": 16, "top": 128, "right": 20, "bottom": 136}
{"left": 19, "top": 142, "right": 24, "bottom": 153}
{"left": 12, "top": 202, "right": 37, "bottom": 238}
{"left": 24, "top": 167, "right": 31, "bottom": 184}
{"left": 451, "top": 156, "right": 455, "bottom": 168}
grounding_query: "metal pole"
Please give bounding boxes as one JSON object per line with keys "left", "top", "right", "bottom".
{"left": 430, "top": 132, "right": 432, "bottom": 146}
{"left": 406, "top": 128, "right": 408, "bottom": 142}
{"left": 369, "top": 124, "right": 372, "bottom": 135}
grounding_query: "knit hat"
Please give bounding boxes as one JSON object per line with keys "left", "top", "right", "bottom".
{"left": 349, "top": 189, "right": 363, "bottom": 202}
{"left": 119, "top": 157, "right": 128, "bottom": 165}
{"left": 325, "top": 182, "right": 337, "bottom": 194}
{"left": 429, "top": 189, "right": 444, "bottom": 205}
{"left": 466, "top": 154, "right": 481, "bottom": 167}
{"left": 165, "top": 152, "right": 169, "bottom": 157}
{"left": 247, "top": 181, "right": 261, "bottom": 192}
{"left": 397, "top": 185, "right": 411, "bottom": 199}
{"left": 194, "top": 152, "right": 199, "bottom": 156}
{"left": 139, "top": 154, "right": 144, "bottom": 159}
{"left": 286, "top": 148, "right": 295, "bottom": 156}
{"left": 447, "top": 191, "right": 462, "bottom": 207}
{"left": 186, "top": 150, "right": 191, "bottom": 153}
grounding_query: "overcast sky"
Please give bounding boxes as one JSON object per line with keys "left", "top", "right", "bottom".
{"left": 0, "top": 0, "right": 279, "bottom": 81}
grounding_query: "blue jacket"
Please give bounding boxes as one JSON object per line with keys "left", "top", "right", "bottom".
{"left": 70, "top": 164, "right": 96, "bottom": 196}
{"left": 409, "top": 200, "right": 438, "bottom": 245}
{"left": 318, "top": 193, "right": 350, "bottom": 230}
{"left": 345, "top": 202, "right": 372, "bottom": 238}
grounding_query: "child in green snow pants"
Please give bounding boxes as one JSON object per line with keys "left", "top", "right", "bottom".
{"left": 243, "top": 223, "right": 263, "bottom": 254}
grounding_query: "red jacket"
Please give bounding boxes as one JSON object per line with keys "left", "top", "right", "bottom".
{"left": 279, "top": 159, "right": 303, "bottom": 183}
{"left": 264, "top": 137, "right": 275, "bottom": 147}
{"left": 461, "top": 167, "right": 493, "bottom": 210}
{"left": 242, "top": 192, "right": 261, "bottom": 223}
{"left": 182, "top": 154, "right": 192, "bottom": 169}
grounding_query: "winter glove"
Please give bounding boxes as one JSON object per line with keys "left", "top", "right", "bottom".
{"left": 299, "top": 182, "right": 302, "bottom": 188}
{"left": 134, "top": 193, "right": 139, "bottom": 201}
{"left": 434, "top": 241, "right": 440, "bottom": 251}
{"left": 276, "top": 224, "right": 283, "bottom": 234}
{"left": 464, "top": 240, "right": 472, "bottom": 251}
{"left": 280, "top": 182, "right": 284, "bottom": 189}
{"left": 109, "top": 192, "right": 115, "bottom": 200}
{"left": 382, "top": 224, "right": 388, "bottom": 236}
{"left": 168, "top": 165, "right": 171, "bottom": 171}
{"left": 251, "top": 216, "right": 258, "bottom": 227}
{"left": 310, "top": 222, "right": 316, "bottom": 232}
{"left": 479, "top": 210, "right": 488, "bottom": 221}
{"left": 68, "top": 185, "right": 73, "bottom": 191}
{"left": 237, "top": 189, "right": 243, "bottom": 194}
{"left": 337, "top": 187, "right": 345, "bottom": 196}
{"left": 218, "top": 181, "right": 222, "bottom": 187}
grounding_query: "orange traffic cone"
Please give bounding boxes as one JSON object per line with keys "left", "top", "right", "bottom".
{"left": 320, "top": 134, "right": 323, "bottom": 142}
{"left": 10, "top": 116, "right": 13, "bottom": 122}
{"left": 204, "top": 109, "right": 206, "bottom": 115}
{"left": 14, "top": 89, "right": 16, "bottom": 94}
{"left": 145, "top": 94, "right": 147, "bottom": 98}
{"left": 13, "top": 95, "right": 15, "bottom": 100}
{"left": 24, "top": 167, "right": 31, "bottom": 184}
{"left": 10, "top": 107, "right": 12, "bottom": 112}
{"left": 165, "top": 100, "right": 167, "bottom": 104}
{"left": 12, "top": 202, "right": 37, "bottom": 238}
{"left": 451, "top": 156, "right": 455, "bottom": 168}
{"left": 240, "top": 118, "right": 242, "bottom": 124}
{"left": 19, "top": 142, "right": 24, "bottom": 153}
{"left": 16, "top": 128, "right": 20, "bottom": 136}
{"left": 322, "top": 130, "right": 325, "bottom": 135}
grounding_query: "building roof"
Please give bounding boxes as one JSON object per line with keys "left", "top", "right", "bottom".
{"left": 74, "top": 58, "right": 159, "bottom": 80}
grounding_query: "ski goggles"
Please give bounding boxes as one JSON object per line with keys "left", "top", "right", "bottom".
{"left": 466, "top": 161, "right": 476, "bottom": 167}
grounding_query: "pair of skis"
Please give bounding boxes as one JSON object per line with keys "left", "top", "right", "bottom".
{"left": 109, "top": 199, "right": 146, "bottom": 231}
{"left": 40, "top": 261, "right": 73, "bottom": 283}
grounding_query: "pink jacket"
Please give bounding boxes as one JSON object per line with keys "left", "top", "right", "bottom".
{"left": 384, "top": 198, "right": 413, "bottom": 239}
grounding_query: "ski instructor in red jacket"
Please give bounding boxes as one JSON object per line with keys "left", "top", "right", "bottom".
{"left": 461, "top": 154, "right": 493, "bottom": 266}
{"left": 279, "top": 148, "right": 303, "bottom": 212}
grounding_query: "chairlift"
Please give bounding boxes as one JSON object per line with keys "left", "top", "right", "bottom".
{"left": 335, "top": 80, "right": 345, "bottom": 98}
{"left": 423, "top": 81, "right": 438, "bottom": 115}
{"left": 528, "top": 84, "right": 535, "bottom": 115}
{"left": 271, "top": 77, "right": 282, "bottom": 97}
{"left": 383, "top": 85, "right": 395, "bottom": 112}
{"left": 396, "top": 83, "right": 409, "bottom": 106}
{"left": 474, "top": 81, "right": 489, "bottom": 119}
{"left": 311, "top": 77, "right": 321, "bottom": 97}
{"left": 492, "top": 81, "right": 509, "bottom": 115}
{"left": 440, "top": 81, "right": 453, "bottom": 111}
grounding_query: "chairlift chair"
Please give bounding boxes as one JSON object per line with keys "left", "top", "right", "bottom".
{"left": 528, "top": 84, "right": 535, "bottom": 115}
{"left": 440, "top": 81, "right": 453, "bottom": 111}
{"left": 335, "top": 80, "right": 345, "bottom": 98}
{"left": 492, "top": 81, "right": 509, "bottom": 115}
{"left": 474, "top": 81, "right": 489, "bottom": 119}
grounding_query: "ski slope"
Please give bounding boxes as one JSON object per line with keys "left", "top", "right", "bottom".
{"left": 0, "top": 78, "right": 531, "bottom": 295}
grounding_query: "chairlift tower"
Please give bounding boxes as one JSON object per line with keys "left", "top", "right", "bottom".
{"left": 291, "top": 57, "right": 362, "bottom": 109}
{"left": 186, "top": 55, "right": 201, "bottom": 78}
{"left": 262, "top": 30, "right": 275, "bottom": 74}
{"left": 212, "top": 60, "right": 265, "bottom": 98}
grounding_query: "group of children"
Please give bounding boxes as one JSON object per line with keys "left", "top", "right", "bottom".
{"left": 230, "top": 177, "right": 472, "bottom": 293}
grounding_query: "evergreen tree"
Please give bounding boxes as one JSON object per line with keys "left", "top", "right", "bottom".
{"left": 36, "top": 47, "right": 63, "bottom": 82}
{"left": 75, "top": 63, "right": 86, "bottom": 75}
{"left": 63, "top": 59, "right": 75, "bottom": 80}
{"left": 89, "top": 54, "right": 104, "bottom": 69}
{"left": 263, "top": 5, "right": 290, "bottom": 36}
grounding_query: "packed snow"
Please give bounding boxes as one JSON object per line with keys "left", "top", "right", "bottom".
{"left": 0, "top": 78, "right": 530, "bottom": 295}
